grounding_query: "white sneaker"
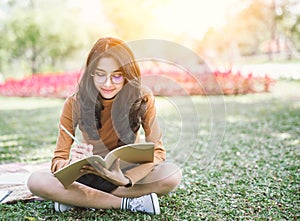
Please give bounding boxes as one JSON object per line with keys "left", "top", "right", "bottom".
{"left": 121, "top": 193, "right": 160, "bottom": 215}
{"left": 54, "top": 202, "right": 74, "bottom": 212}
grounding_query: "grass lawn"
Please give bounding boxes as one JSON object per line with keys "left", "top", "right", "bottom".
{"left": 0, "top": 80, "right": 299, "bottom": 220}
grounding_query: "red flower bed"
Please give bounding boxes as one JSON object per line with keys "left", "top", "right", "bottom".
{"left": 0, "top": 69, "right": 275, "bottom": 98}
{"left": 0, "top": 71, "right": 81, "bottom": 98}
{"left": 206, "top": 70, "right": 275, "bottom": 95}
{"left": 142, "top": 68, "right": 275, "bottom": 96}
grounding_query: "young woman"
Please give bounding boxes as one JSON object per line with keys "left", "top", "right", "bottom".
{"left": 27, "top": 37, "right": 182, "bottom": 215}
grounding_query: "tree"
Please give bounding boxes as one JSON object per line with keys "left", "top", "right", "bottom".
{"left": 207, "top": 0, "right": 300, "bottom": 60}
{"left": 272, "top": 0, "right": 300, "bottom": 59}
{"left": 0, "top": 0, "right": 87, "bottom": 75}
{"left": 6, "top": 17, "right": 43, "bottom": 73}
{"left": 231, "top": 0, "right": 300, "bottom": 59}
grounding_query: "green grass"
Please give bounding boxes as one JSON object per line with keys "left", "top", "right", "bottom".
{"left": 0, "top": 80, "right": 299, "bottom": 220}
{"left": 0, "top": 97, "right": 63, "bottom": 163}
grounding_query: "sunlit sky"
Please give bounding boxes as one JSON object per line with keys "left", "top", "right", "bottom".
{"left": 70, "top": 0, "right": 236, "bottom": 39}
{"left": 153, "top": 0, "right": 236, "bottom": 38}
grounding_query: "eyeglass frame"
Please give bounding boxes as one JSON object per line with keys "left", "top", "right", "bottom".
{"left": 90, "top": 69, "right": 125, "bottom": 84}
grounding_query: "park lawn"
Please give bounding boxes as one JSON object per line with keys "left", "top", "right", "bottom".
{"left": 0, "top": 80, "right": 299, "bottom": 220}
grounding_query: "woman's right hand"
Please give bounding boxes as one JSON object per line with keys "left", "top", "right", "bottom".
{"left": 69, "top": 143, "right": 93, "bottom": 164}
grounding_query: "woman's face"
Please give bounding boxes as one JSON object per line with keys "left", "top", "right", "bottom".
{"left": 92, "top": 57, "right": 125, "bottom": 99}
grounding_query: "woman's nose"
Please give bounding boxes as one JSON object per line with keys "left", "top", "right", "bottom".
{"left": 103, "top": 75, "right": 113, "bottom": 87}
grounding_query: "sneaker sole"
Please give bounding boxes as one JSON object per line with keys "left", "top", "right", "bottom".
{"left": 54, "top": 202, "right": 73, "bottom": 212}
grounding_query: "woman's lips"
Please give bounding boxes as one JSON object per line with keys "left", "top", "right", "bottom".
{"left": 101, "top": 88, "right": 114, "bottom": 93}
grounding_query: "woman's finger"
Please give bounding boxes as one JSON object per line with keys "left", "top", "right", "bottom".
{"left": 82, "top": 165, "right": 96, "bottom": 171}
{"left": 71, "top": 147, "right": 83, "bottom": 155}
{"left": 110, "top": 158, "right": 121, "bottom": 171}
{"left": 74, "top": 144, "right": 93, "bottom": 157}
{"left": 90, "top": 160, "right": 105, "bottom": 173}
{"left": 86, "top": 144, "right": 94, "bottom": 155}
{"left": 81, "top": 165, "right": 101, "bottom": 175}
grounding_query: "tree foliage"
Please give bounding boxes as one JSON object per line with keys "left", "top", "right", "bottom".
{"left": 198, "top": 0, "right": 300, "bottom": 61}
{"left": 275, "top": 0, "right": 300, "bottom": 51}
{"left": 0, "top": 0, "right": 86, "bottom": 76}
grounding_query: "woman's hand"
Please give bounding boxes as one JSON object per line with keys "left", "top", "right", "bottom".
{"left": 81, "top": 158, "right": 131, "bottom": 187}
{"left": 69, "top": 143, "right": 93, "bottom": 164}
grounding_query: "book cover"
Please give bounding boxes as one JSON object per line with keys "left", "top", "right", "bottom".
{"left": 54, "top": 143, "right": 154, "bottom": 187}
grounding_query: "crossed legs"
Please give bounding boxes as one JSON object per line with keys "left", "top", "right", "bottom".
{"left": 27, "top": 162, "right": 182, "bottom": 209}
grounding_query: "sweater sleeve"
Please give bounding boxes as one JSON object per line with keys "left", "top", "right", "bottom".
{"left": 51, "top": 96, "right": 76, "bottom": 173}
{"left": 124, "top": 91, "right": 166, "bottom": 185}
{"left": 141, "top": 92, "right": 165, "bottom": 163}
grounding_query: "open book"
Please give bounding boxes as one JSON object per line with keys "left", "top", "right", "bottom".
{"left": 54, "top": 143, "right": 154, "bottom": 187}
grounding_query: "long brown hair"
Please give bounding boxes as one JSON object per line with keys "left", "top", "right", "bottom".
{"left": 76, "top": 37, "right": 146, "bottom": 143}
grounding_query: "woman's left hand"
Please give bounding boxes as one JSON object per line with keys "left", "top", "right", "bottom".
{"left": 81, "top": 158, "right": 130, "bottom": 186}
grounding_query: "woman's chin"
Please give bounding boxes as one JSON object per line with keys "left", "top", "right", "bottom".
{"left": 100, "top": 90, "right": 116, "bottom": 99}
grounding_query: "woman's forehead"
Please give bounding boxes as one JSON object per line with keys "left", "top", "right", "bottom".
{"left": 96, "top": 57, "right": 121, "bottom": 72}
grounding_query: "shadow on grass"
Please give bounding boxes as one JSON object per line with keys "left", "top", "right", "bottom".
{"left": 0, "top": 105, "right": 62, "bottom": 164}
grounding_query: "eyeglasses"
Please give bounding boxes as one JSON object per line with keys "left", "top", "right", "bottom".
{"left": 91, "top": 70, "right": 125, "bottom": 84}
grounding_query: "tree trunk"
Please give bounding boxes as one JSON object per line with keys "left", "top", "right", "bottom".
{"left": 268, "top": 0, "right": 277, "bottom": 61}
{"left": 31, "top": 47, "right": 38, "bottom": 74}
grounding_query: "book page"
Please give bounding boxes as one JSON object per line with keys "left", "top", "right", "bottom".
{"left": 105, "top": 143, "right": 154, "bottom": 169}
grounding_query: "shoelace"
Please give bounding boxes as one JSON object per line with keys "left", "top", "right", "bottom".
{"left": 129, "top": 198, "right": 144, "bottom": 212}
